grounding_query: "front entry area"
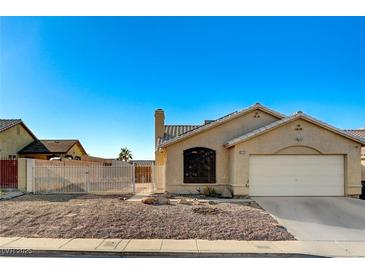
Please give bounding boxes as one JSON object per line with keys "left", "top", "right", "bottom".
{"left": 249, "top": 155, "right": 344, "bottom": 196}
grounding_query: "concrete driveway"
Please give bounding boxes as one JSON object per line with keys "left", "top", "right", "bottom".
{"left": 253, "top": 197, "right": 365, "bottom": 241}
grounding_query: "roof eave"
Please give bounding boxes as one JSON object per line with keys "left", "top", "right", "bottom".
{"left": 225, "top": 114, "right": 365, "bottom": 148}
{"left": 18, "top": 151, "right": 68, "bottom": 154}
{"left": 158, "top": 103, "right": 286, "bottom": 149}
{"left": 20, "top": 121, "right": 38, "bottom": 140}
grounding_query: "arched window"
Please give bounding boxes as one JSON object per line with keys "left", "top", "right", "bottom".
{"left": 183, "top": 147, "right": 216, "bottom": 184}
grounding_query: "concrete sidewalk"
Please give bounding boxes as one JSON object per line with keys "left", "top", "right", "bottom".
{"left": 1, "top": 237, "right": 365, "bottom": 257}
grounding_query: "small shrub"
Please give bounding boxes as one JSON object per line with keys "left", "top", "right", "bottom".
{"left": 202, "top": 186, "right": 218, "bottom": 197}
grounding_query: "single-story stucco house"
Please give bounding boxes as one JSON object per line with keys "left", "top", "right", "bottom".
{"left": 155, "top": 103, "right": 365, "bottom": 197}
{"left": 18, "top": 139, "right": 87, "bottom": 160}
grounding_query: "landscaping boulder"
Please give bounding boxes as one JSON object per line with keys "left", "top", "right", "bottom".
{"left": 162, "top": 191, "right": 173, "bottom": 198}
{"left": 221, "top": 188, "right": 233, "bottom": 198}
{"left": 177, "top": 198, "right": 200, "bottom": 205}
{"left": 156, "top": 196, "right": 170, "bottom": 205}
{"left": 142, "top": 197, "right": 158, "bottom": 205}
{"left": 142, "top": 196, "right": 170, "bottom": 205}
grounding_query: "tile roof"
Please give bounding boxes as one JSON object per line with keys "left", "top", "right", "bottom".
{"left": 157, "top": 103, "right": 286, "bottom": 148}
{"left": 225, "top": 112, "right": 365, "bottom": 148}
{"left": 343, "top": 129, "right": 365, "bottom": 141}
{"left": 158, "top": 125, "right": 200, "bottom": 144}
{"left": 0, "top": 119, "right": 22, "bottom": 133}
{"left": 19, "top": 140, "right": 84, "bottom": 154}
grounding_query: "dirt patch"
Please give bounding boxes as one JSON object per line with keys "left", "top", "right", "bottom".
{"left": 0, "top": 194, "right": 295, "bottom": 240}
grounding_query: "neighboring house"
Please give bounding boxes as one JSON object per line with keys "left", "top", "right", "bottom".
{"left": 344, "top": 128, "right": 365, "bottom": 182}
{"left": 0, "top": 119, "right": 37, "bottom": 159}
{"left": 18, "top": 139, "right": 87, "bottom": 160}
{"left": 155, "top": 103, "right": 365, "bottom": 197}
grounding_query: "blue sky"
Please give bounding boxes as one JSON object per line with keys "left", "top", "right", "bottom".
{"left": 1, "top": 17, "right": 364, "bottom": 159}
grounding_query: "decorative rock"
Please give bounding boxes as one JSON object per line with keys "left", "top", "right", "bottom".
{"left": 221, "top": 188, "right": 233, "bottom": 198}
{"left": 177, "top": 198, "right": 193, "bottom": 205}
{"left": 142, "top": 197, "right": 158, "bottom": 205}
{"left": 177, "top": 198, "right": 199, "bottom": 205}
{"left": 192, "top": 207, "right": 220, "bottom": 215}
{"left": 162, "top": 191, "right": 173, "bottom": 198}
{"left": 156, "top": 196, "right": 170, "bottom": 205}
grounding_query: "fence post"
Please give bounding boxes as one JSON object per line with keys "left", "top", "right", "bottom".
{"left": 85, "top": 167, "right": 89, "bottom": 193}
{"left": 151, "top": 165, "right": 156, "bottom": 193}
{"left": 26, "top": 159, "right": 35, "bottom": 193}
{"left": 132, "top": 165, "right": 135, "bottom": 193}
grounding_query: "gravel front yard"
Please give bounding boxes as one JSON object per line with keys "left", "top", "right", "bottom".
{"left": 0, "top": 194, "right": 295, "bottom": 240}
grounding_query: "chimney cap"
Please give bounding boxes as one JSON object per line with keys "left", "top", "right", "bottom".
{"left": 155, "top": 108, "right": 164, "bottom": 112}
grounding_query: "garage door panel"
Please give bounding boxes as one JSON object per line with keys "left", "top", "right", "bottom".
{"left": 249, "top": 155, "right": 344, "bottom": 196}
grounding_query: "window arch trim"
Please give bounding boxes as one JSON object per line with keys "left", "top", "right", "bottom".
{"left": 183, "top": 147, "right": 216, "bottom": 184}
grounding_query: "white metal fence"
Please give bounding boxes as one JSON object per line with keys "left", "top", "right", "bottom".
{"left": 32, "top": 163, "right": 165, "bottom": 195}
{"left": 33, "top": 165, "right": 134, "bottom": 194}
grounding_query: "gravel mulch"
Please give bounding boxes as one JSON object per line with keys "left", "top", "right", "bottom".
{"left": 0, "top": 194, "right": 295, "bottom": 240}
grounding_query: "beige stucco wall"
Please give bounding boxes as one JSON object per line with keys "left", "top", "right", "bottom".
{"left": 232, "top": 118, "right": 362, "bottom": 196}
{"left": 361, "top": 147, "right": 365, "bottom": 181}
{"left": 0, "top": 125, "right": 35, "bottom": 158}
{"left": 155, "top": 149, "right": 167, "bottom": 166}
{"left": 160, "top": 110, "right": 280, "bottom": 194}
{"left": 17, "top": 158, "right": 27, "bottom": 192}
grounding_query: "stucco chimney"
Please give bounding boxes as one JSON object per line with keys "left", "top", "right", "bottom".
{"left": 155, "top": 109, "right": 165, "bottom": 146}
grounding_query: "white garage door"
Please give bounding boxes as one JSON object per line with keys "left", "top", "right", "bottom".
{"left": 249, "top": 155, "right": 344, "bottom": 196}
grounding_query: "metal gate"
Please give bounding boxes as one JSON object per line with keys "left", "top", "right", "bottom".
{"left": 0, "top": 160, "right": 18, "bottom": 189}
{"left": 32, "top": 163, "right": 165, "bottom": 194}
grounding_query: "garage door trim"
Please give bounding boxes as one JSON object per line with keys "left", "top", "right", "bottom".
{"left": 249, "top": 154, "right": 345, "bottom": 197}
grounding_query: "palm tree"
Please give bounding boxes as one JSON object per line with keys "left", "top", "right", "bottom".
{"left": 118, "top": 147, "right": 133, "bottom": 161}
